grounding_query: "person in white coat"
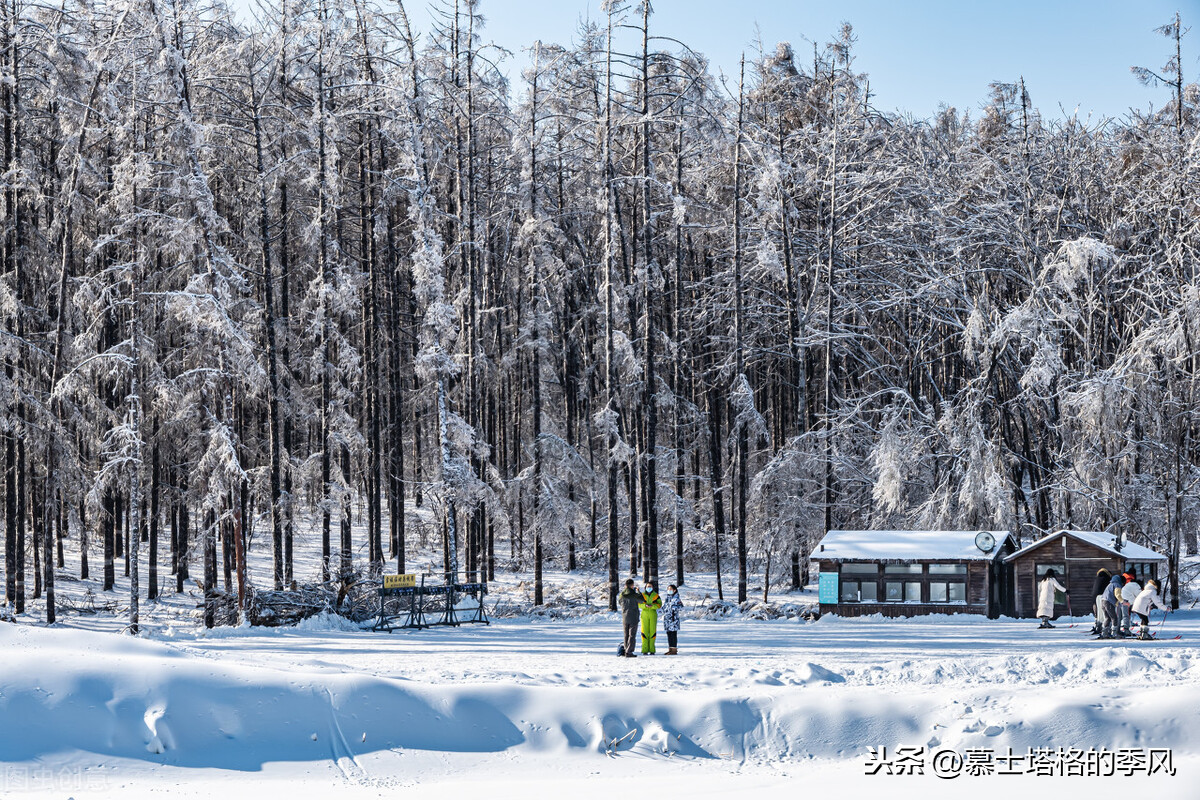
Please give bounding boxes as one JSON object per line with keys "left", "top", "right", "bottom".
{"left": 661, "top": 585, "right": 683, "bottom": 655}
{"left": 1130, "top": 579, "right": 1170, "bottom": 640}
{"left": 1037, "top": 569, "right": 1068, "bottom": 628}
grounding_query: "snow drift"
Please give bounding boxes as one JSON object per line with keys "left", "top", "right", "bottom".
{"left": 3, "top": 622, "right": 1198, "bottom": 775}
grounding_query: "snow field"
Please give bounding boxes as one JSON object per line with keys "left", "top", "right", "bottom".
{"left": 3, "top": 609, "right": 1199, "bottom": 798}
{"left": 5, "top": 523, "right": 1198, "bottom": 797}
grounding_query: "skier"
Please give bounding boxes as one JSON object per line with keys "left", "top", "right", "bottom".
{"left": 1131, "top": 579, "right": 1170, "bottom": 640}
{"left": 639, "top": 582, "right": 662, "bottom": 654}
{"left": 1117, "top": 571, "right": 1140, "bottom": 638}
{"left": 619, "top": 579, "right": 640, "bottom": 657}
{"left": 1089, "top": 567, "right": 1112, "bottom": 635}
{"left": 1036, "top": 568, "right": 1067, "bottom": 628}
{"left": 661, "top": 584, "right": 683, "bottom": 655}
{"left": 1098, "top": 572, "right": 1126, "bottom": 640}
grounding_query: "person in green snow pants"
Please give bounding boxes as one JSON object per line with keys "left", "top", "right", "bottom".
{"left": 639, "top": 584, "right": 662, "bottom": 654}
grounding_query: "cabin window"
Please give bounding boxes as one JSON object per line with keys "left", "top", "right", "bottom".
{"left": 884, "top": 563, "right": 923, "bottom": 575}
{"left": 840, "top": 580, "right": 878, "bottom": 602}
{"left": 837, "top": 564, "right": 879, "bottom": 603}
{"left": 929, "top": 563, "right": 967, "bottom": 575}
{"left": 886, "top": 581, "right": 922, "bottom": 602}
{"left": 1124, "top": 562, "right": 1156, "bottom": 581}
{"left": 930, "top": 581, "right": 967, "bottom": 603}
{"left": 1035, "top": 563, "right": 1064, "bottom": 579}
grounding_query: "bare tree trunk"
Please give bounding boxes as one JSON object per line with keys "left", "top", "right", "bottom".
{"left": 672, "top": 124, "right": 686, "bottom": 588}
{"left": 236, "top": 479, "right": 247, "bottom": 618}
{"left": 639, "top": 3, "right": 659, "bottom": 586}
{"left": 706, "top": 384, "right": 726, "bottom": 602}
{"left": 148, "top": 441, "right": 159, "bottom": 600}
{"left": 2, "top": 0, "right": 24, "bottom": 614}
{"left": 315, "top": 2, "right": 333, "bottom": 581}
{"left": 823, "top": 53, "right": 840, "bottom": 540}
{"left": 31, "top": 480, "right": 41, "bottom": 599}
{"left": 42, "top": 478, "right": 54, "bottom": 620}
{"left": 79, "top": 495, "right": 88, "bottom": 581}
{"left": 340, "top": 446, "right": 352, "bottom": 577}
{"left": 529, "top": 45, "right": 544, "bottom": 606}
{"left": 603, "top": 5, "right": 620, "bottom": 610}
{"left": 176, "top": 479, "right": 189, "bottom": 594}
{"left": 250, "top": 75, "right": 285, "bottom": 591}
{"left": 127, "top": 245, "right": 143, "bottom": 635}
{"left": 733, "top": 57, "right": 748, "bottom": 604}
{"left": 103, "top": 491, "right": 115, "bottom": 591}
{"left": 203, "top": 508, "right": 216, "bottom": 628}
{"left": 277, "top": 4, "right": 295, "bottom": 587}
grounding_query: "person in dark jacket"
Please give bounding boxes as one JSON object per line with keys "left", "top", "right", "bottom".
{"left": 619, "top": 579, "right": 640, "bottom": 657}
{"left": 1090, "top": 568, "right": 1111, "bottom": 635}
{"left": 1098, "top": 572, "right": 1126, "bottom": 640}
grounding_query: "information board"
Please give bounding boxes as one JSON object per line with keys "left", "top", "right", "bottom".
{"left": 818, "top": 572, "right": 839, "bottom": 604}
{"left": 383, "top": 573, "right": 417, "bottom": 589}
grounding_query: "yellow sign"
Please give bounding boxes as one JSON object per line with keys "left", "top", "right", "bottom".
{"left": 383, "top": 574, "right": 416, "bottom": 589}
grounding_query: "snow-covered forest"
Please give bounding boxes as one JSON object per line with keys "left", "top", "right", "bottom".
{"left": 0, "top": 0, "right": 1196, "bottom": 627}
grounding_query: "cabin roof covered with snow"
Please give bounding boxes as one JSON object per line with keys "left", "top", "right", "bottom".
{"left": 1004, "top": 530, "right": 1167, "bottom": 563}
{"left": 815, "top": 530, "right": 1013, "bottom": 562}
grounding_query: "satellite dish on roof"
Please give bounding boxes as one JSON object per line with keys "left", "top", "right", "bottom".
{"left": 975, "top": 531, "right": 996, "bottom": 554}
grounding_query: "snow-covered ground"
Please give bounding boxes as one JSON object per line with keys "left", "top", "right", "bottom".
{"left": 3, "top": 523, "right": 1198, "bottom": 798}
{"left": 5, "top": 603, "right": 1200, "bottom": 797}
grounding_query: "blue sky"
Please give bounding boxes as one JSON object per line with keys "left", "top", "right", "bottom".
{"left": 230, "top": 0, "right": 1198, "bottom": 119}
{"left": 432, "top": 0, "right": 1197, "bottom": 120}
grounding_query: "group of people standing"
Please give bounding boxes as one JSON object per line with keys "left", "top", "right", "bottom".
{"left": 1038, "top": 567, "right": 1171, "bottom": 639}
{"left": 1092, "top": 568, "right": 1170, "bottom": 640}
{"left": 618, "top": 579, "right": 683, "bottom": 656}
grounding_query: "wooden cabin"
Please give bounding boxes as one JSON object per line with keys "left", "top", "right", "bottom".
{"left": 1003, "top": 530, "right": 1168, "bottom": 619}
{"left": 813, "top": 530, "right": 1016, "bottom": 619}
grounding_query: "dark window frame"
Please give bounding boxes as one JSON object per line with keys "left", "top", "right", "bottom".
{"left": 840, "top": 579, "right": 878, "bottom": 603}
{"left": 837, "top": 560, "right": 978, "bottom": 606}
{"left": 929, "top": 580, "right": 967, "bottom": 604}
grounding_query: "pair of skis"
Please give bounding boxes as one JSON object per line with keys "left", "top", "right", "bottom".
{"left": 1084, "top": 606, "right": 1183, "bottom": 640}
{"left": 1040, "top": 622, "right": 1183, "bottom": 640}
{"left": 1089, "top": 631, "right": 1182, "bottom": 641}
